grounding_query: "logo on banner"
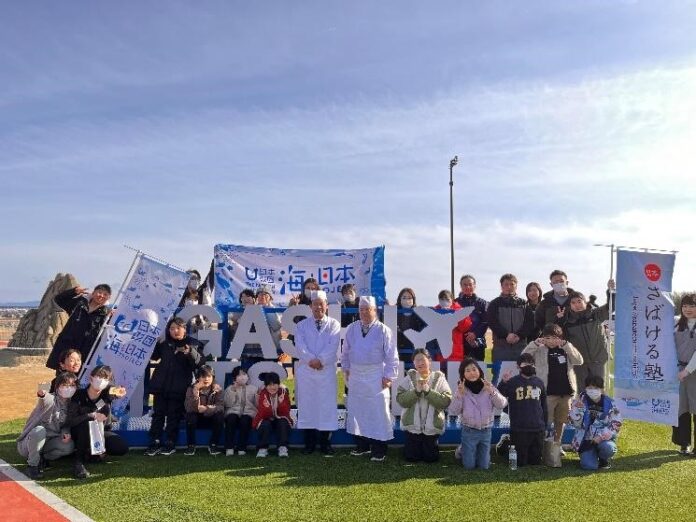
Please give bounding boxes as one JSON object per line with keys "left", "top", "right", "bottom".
{"left": 644, "top": 263, "right": 662, "bottom": 282}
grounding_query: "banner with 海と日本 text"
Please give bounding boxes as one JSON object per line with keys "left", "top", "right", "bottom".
{"left": 614, "top": 249, "right": 678, "bottom": 426}
{"left": 82, "top": 254, "right": 190, "bottom": 416}
{"left": 213, "top": 244, "right": 386, "bottom": 309}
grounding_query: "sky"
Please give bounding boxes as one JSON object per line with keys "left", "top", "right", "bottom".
{"left": 2, "top": 1, "right": 696, "bottom": 304}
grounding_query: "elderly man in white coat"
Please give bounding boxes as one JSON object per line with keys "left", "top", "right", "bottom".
{"left": 341, "top": 295, "right": 399, "bottom": 462}
{"left": 294, "top": 290, "right": 341, "bottom": 455}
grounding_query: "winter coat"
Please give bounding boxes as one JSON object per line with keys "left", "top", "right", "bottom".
{"left": 184, "top": 383, "right": 224, "bottom": 415}
{"left": 521, "top": 340, "right": 584, "bottom": 396}
{"left": 561, "top": 304, "right": 610, "bottom": 364}
{"left": 449, "top": 384, "right": 507, "bottom": 430}
{"left": 396, "top": 370, "right": 452, "bottom": 435}
{"left": 568, "top": 393, "right": 622, "bottom": 452}
{"left": 252, "top": 386, "right": 294, "bottom": 429}
{"left": 223, "top": 384, "right": 259, "bottom": 417}
{"left": 148, "top": 336, "right": 203, "bottom": 396}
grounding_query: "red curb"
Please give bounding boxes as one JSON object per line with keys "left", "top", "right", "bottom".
{"left": 0, "top": 471, "right": 70, "bottom": 522}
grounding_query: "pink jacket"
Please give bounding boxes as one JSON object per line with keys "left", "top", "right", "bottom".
{"left": 449, "top": 386, "right": 507, "bottom": 430}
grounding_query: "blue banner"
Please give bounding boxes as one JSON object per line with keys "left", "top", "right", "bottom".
{"left": 615, "top": 249, "right": 678, "bottom": 425}
{"left": 82, "top": 254, "right": 190, "bottom": 416}
{"left": 213, "top": 244, "right": 386, "bottom": 309}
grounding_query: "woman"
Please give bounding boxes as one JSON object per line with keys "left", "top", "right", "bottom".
{"left": 673, "top": 293, "right": 696, "bottom": 455}
{"left": 68, "top": 365, "right": 129, "bottom": 479}
{"left": 395, "top": 348, "right": 452, "bottom": 462}
{"left": 396, "top": 287, "right": 426, "bottom": 368}
{"left": 525, "top": 282, "right": 544, "bottom": 339}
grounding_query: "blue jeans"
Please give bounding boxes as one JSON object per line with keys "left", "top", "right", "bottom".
{"left": 579, "top": 440, "right": 617, "bottom": 470}
{"left": 460, "top": 426, "right": 492, "bottom": 470}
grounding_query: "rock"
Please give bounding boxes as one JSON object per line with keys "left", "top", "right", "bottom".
{"left": 8, "top": 273, "right": 79, "bottom": 348}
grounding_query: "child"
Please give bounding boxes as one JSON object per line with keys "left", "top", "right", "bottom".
{"left": 184, "top": 365, "right": 224, "bottom": 455}
{"left": 68, "top": 365, "right": 129, "bottom": 479}
{"left": 49, "top": 348, "right": 82, "bottom": 392}
{"left": 673, "top": 293, "right": 696, "bottom": 455}
{"left": 340, "top": 283, "right": 360, "bottom": 327}
{"left": 145, "top": 317, "right": 203, "bottom": 456}
{"left": 395, "top": 288, "right": 426, "bottom": 368}
{"left": 428, "top": 290, "right": 473, "bottom": 362}
{"left": 223, "top": 366, "right": 258, "bottom": 456}
{"left": 229, "top": 289, "right": 264, "bottom": 370}
{"left": 498, "top": 353, "right": 548, "bottom": 466}
{"left": 395, "top": 348, "right": 452, "bottom": 463}
{"left": 568, "top": 375, "right": 622, "bottom": 470}
{"left": 487, "top": 274, "right": 535, "bottom": 379}
{"left": 522, "top": 323, "right": 583, "bottom": 446}
{"left": 449, "top": 358, "right": 507, "bottom": 470}
{"left": 253, "top": 372, "right": 293, "bottom": 458}
{"left": 17, "top": 372, "right": 78, "bottom": 479}
{"left": 560, "top": 279, "right": 615, "bottom": 393}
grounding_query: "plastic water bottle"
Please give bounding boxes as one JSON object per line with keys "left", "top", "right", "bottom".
{"left": 509, "top": 445, "right": 517, "bottom": 470}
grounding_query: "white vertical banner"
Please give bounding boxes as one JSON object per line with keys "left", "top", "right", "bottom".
{"left": 82, "top": 254, "right": 190, "bottom": 416}
{"left": 614, "top": 249, "right": 678, "bottom": 426}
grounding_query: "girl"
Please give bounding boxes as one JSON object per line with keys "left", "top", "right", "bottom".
{"left": 184, "top": 365, "right": 224, "bottom": 455}
{"left": 145, "top": 317, "right": 203, "bottom": 456}
{"left": 526, "top": 282, "right": 544, "bottom": 339}
{"left": 223, "top": 366, "right": 258, "bottom": 456}
{"left": 673, "top": 293, "right": 696, "bottom": 455}
{"left": 68, "top": 365, "right": 129, "bottom": 479}
{"left": 449, "top": 358, "right": 507, "bottom": 470}
{"left": 253, "top": 372, "right": 293, "bottom": 458}
{"left": 396, "top": 287, "right": 426, "bottom": 368}
{"left": 288, "top": 278, "right": 320, "bottom": 306}
{"left": 340, "top": 283, "right": 360, "bottom": 327}
{"left": 396, "top": 348, "right": 452, "bottom": 462}
{"left": 18, "top": 372, "right": 78, "bottom": 479}
{"left": 49, "top": 348, "right": 82, "bottom": 392}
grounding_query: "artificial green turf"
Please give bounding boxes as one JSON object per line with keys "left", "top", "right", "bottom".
{"left": 1, "top": 417, "right": 694, "bottom": 522}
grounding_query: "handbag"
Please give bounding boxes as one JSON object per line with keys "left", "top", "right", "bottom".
{"left": 543, "top": 438, "right": 562, "bottom": 468}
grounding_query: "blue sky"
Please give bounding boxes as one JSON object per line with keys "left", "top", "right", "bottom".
{"left": 2, "top": 1, "right": 696, "bottom": 303}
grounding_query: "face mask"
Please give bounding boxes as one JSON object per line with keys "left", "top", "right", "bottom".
{"left": 552, "top": 282, "right": 567, "bottom": 293}
{"left": 343, "top": 293, "right": 356, "bottom": 303}
{"left": 400, "top": 298, "right": 414, "bottom": 308}
{"left": 91, "top": 377, "right": 110, "bottom": 391}
{"left": 57, "top": 386, "right": 76, "bottom": 399}
{"left": 585, "top": 388, "right": 602, "bottom": 401}
{"left": 304, "top": 289, "right": 314, "bottom": 299}
{"left": 439, "top": 299, "right": 452, "bottom": 308}
{"left": 520, "top": 365, "right": 536, "bottom": 377}
{"left": 236, "top": 374, "right": 249, "bottom": 386}
{"left": 188, "top": 279, "right": 200, "bottom": 290}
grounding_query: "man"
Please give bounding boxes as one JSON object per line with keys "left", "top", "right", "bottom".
{"left": 341, "top": 296, "right": 399, "bottom": 462}
{"left": 294, "top": 290, "right": 341, "bottom": 455}
{"left": 535, "top": 270, "right": 576, "bottom": 331}
{"left": 487, "top": 274, "right": 535, "bottom": 366}
{"left": 46, "top": 284, "right": 112, "bottom": 370}
{"left": 454, "top": 274, "right": 488, "bottom": 361}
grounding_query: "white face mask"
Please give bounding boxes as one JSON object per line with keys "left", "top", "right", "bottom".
{"left": 552, "top": 282, "right": 568, "bottom": 293}
{"left": 343, "top": 293, "right": 356, "bottom": 303}
{"left": 585, "top": 388, "right": 602, "bottom": 401}
{"left": 91, "top": 377, "right": 110, "bottom": 391}
{"left": 236, "top": 374, "right": 249, "bottom": 386}
{"left": 439, "top": 299, "right": 452, "bottom": 308}
{"left": 188, "top": 278, "right": 200, "bottom": 290}
{"left": 57, "top": 386, "right": 76, "bottom": 399}
{"left": 304, "top": 289, "right": 314, "bottom": 299}
{"left": 400, "top": 297, "right": 414, "bottom": 308}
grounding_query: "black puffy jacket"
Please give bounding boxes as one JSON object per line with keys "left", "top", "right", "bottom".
{"left": 148, "top": 336, "right": 203, "bottom": 396}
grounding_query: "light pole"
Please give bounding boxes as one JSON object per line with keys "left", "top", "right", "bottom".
{"left": 449, "top": 155, "right": 458, "bottom": 295}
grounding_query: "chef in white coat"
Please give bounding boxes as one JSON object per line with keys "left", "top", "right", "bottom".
{"left": 294, "top": 290, "right": 341, "bottom": 455}
{"left": 341, "top": 295, "right": 399, "bottom": 462}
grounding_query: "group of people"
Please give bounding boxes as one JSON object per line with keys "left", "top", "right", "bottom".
{"left": 20, "top": 267, "right": 696, "bottom": 480}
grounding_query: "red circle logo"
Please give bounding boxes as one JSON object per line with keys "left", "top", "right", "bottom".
{"left": 644, "top": 263, "right": 662, "bottom": 282}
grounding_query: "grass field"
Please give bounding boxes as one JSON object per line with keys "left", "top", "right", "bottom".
{"left": 2, "top": 417, "right": 694, "bottom": 522}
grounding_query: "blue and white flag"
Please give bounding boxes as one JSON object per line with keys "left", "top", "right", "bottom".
{"left": 614, "top": 249, "right": 678, "bottom": 426}
{"left": 214, "top": 244, "right": 386, "bottom": 309}
{"left": 82, "top": 254, "right": 190, "bottom": 416}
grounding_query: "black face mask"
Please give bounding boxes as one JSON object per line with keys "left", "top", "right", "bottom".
{"left": 520, "top": 365, "right": 536, "bottom": 377}
{"left": 464, "top": 379, "right": 484, "bottom": 394}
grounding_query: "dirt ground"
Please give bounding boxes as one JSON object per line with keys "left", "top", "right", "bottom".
{"left": 0, "top": 350, "right": 55, "bottom": 423}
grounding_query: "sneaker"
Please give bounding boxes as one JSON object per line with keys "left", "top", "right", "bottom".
{"left": 320, "top": 446, "right": 336, "bottom": 456}
{"left": 26, "top": 465, "right": 44, "bottom": 480}
{"left": 559, "top": 446, "right": 567, "bottom": 457}
{"left": 237, "top": 450, "right": 246, "bottom": 456}
{"left": 370, "top": 455, "right": 386, "bottom": 462}
{"left": 350, "top": 449, "right": 371, "bottom": 456}
{"left": 39, "top": 456, "right": 51, "bottom": 470}
{"left": 208, "top": 445, "right": 221, "bottom": 456}
{"left": 454, "top": 445, "right": 462, "bottom": 460}
{"left": 74, "top": 462, "right": 90, "bottom": 480}
{"left": 678, "top": 446, "right": 692, "bottom": 456}
{"left": 598, "top": 458, "right": 611, "bottom": 470}
{"left": 257, "top": 448, "right": 268, "bottom": 458}
{"left": 184, "top": 445, "right": 196, "bottom": 456}
{"left": 160, "top": 444, "right": 176, "bottom": 456}
{"left": 144, "top": 443, "right": 162, "bottom": 457}
{"left": 225, "top": 449, "right": 235, "bottom": 457}
{"left": 278, "top": 446, "right": 289, "bottom": 458}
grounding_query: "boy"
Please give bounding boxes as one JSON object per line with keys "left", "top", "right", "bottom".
{"left": 568, "top": 375, "right": 622, "bottom": 470}
{"left": 498, "top": 353, "right": 547, "bottom": 466}
{"left": 560, "top": 279, "right": 615, "bottom": 393}
{"left": 535, "top": 270, "right": 575, "bottom": 331}
{"left": 522, "top": 323, "right": 583, "bottom": 445}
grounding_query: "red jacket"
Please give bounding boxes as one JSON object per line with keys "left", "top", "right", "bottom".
{"left": 252, "top": 386, "right": 294, "bottom": 429}
{"left": 434, "top": 302, "right": 473, "bottom": 362}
